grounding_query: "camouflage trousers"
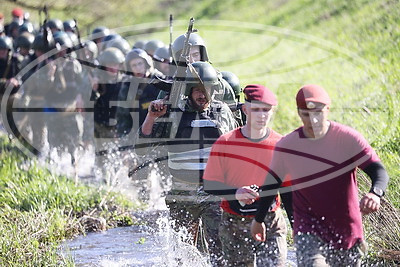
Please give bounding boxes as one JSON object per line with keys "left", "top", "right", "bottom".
{"left": 219, "top": 209, "right": 288, "bottom": 267}
{"left": 165, "top": 188, "right": 224, "bottom": 266}
{"left": 295, "top": 233, "right": 365, "bottom": 267}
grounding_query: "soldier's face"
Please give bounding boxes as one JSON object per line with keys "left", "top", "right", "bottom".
{"left": 129, "top": 58, "right": 147, "bottom": 77}
{"left": 298, "top": 103, "right": 330, "bottom": 138}
{"left": 191, "top": 86, "right": 210, "bottom": 110}
{"left": 189, "top": 45, "right": 201, "bottom": 63}
{"left": 0, "top": 48, "right": 8, "bottom": 59}
{"left": 105, "top": 63, "right": 120, "bottom": 77}
{"left": 243, "top": 101, "right": 274, "bottom": 130}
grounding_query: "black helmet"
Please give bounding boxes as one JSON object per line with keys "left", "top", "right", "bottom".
{"left": 32, "top": 32, "right": 55, "bottom": 52}
{"left": 106, "top": 37, "right": 130, "bottom": 55}
{"left": 18, "top": 22, "right": 35, "bottom": 35}
{"left": 46, "top": 19, "right": 64, "bottom": 32}
{"left": 221, "top": 71, "right": 241, "bottom": 97}
{"left": 91, "top": 26, "right": 110, "bottom": 41}
{"left": 153, "top": 46, "right": 170, "bottom": 63}
{"left": 15, "top": 32, "right": 35, "bottom": 49}
{"left": 98, "top": 47, "right": 125, "bottom": 66}
{"left": 125, "top": 48, "right": 153, "bottom": 71}
{"left": 133, "top": 40, "right": 147, "bottom": 49}
{"left": 103, "top": 34, "right": 121, "bottom": 44}
{"left": 63, "top": 20, "right": 76, "bottom": 33}
{"left": 172, "top": 33, "right": 208, "bottom": 64}
{"left": 54, "top": 31, "right": 73, "bottom": 50}
{"left": 0, "top": 36, "right": 13, "bottom": 50}
{"left": 144, "top": 39, "right": 164, "bottom": 56}
{"left": 185, "top": 61, "right": 218, "bottom": 97}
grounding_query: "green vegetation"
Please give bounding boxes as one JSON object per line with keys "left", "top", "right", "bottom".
{"left": 0, "top": 136, "right": 137, "bottom": 266}
{"left": 1, "top": 0, "right": 399, "bottom": 264}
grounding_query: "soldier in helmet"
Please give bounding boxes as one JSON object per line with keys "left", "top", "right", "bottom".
{"left": 132, "top": 40, "right": 147, "bottom": 50}
{"left": 137, "top": 61, "right": 237, "bottom": 266}
{"left": 46, "top": 19, "right": 63, "bottom": 34}
{"left": 153, "top": 46, "right": 173, "bottom": 78}
{"left": 76, "top": 40, "right": 99, "bottom": 149}
{"left": 105, "top": 37, "right": 130, "bottom": 55}
{"left": 159, "top": 32, "right": 239, "bottom": 116}
{"left": 44, "top": 32, "right": 83, "bottom": 165}
{"left": 91, "top": 26, "right": 110, "bottom": 52}
{"left": 143, "top": 39, "right": 164, "bottom": 58}
{"left": 15, "top": 32, "right": 34, "bottom": 58}
{"left": 17, "top": 31, "right": 56, "bottom": 154}
{"left": 221, "top": 71, "right": 245, "bottom": 126}
{"left": 63, "top": 20, "right": 76, "bottom": 34}
{"left": 91, "top": 47, "right": 125, "bottom": 184}
{"left": 116, "top": 48, "right": 165, "bottom": 137}
{"left": 0, "top": 35, "right": 23, "bottom": 137}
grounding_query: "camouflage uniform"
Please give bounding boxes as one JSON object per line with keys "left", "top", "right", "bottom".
{"left": 137, "top": 62, "right": 237, "bottom": 266}
{"left": 219, "top": 209, "right": 287, "bottom": 266}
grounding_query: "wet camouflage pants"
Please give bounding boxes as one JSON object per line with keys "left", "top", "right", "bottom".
{"left": 165, "top": 189, "right": 223, "bottom": 266}
{"left": 219, "top": 209, "right": 287, "bottom": 266}
{"left": 295, "top": 233, "right": 364, "bottom": 267}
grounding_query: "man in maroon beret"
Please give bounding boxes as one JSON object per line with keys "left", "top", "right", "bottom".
{"left": 251, "top": 84, "right": 389, "bottom": 266}
{"left": 203, "top": 84, "right": 291, "bottom": 266}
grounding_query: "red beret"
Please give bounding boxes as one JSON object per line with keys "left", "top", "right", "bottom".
{"left": 243, "top": 84, "right": 277, "bottom": 106}
{"left": 12, "top": 8, "right": 24, "bottom": 18}
{"left": 296, "top": 84, "right": 331, "bottom": 109}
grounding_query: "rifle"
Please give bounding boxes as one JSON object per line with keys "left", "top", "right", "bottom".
{"left": 168, "top": 14, "right": 173, "bottom": 63}
{"left": 167, "top": 17, "right": 196, "bottom": 110}
{"left": 42, "top": 5, "right": 49, "bottom": 50}
{"left": 73, "top": 18, "right": 85, "bottom": 58}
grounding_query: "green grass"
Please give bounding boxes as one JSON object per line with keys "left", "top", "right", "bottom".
{"left": 2, "top": 0, "right": 399, "bottom": 264}
{"left": 0, "top": 136, "right": 137, "bottom": 266}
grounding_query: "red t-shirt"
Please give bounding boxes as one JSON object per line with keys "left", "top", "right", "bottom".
{"left": 271, "top": 121, "right": 380, "bottom": 249}
{"left": 203, "top": 127, "right": 282, "bottom": 216}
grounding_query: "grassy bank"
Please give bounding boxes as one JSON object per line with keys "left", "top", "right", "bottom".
{"left": 1, "top": 0, "right": 399, "bottom": 264}
{"left": 0, "top": 135, "right": 137, "bottom": 266}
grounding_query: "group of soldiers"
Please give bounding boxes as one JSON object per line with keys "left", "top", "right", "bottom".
{"left": 0, "top": 8, "right": 243, "bottom": 265}
{"left": 1, "top": 7, "right": 391, "bottom": 267}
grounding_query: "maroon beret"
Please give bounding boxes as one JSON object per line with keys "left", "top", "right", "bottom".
{"left": 296, "top": 84, "right": 331, "bottom": 109}
{"left": 243, "top": 84, "right": 277, "bottom": 106}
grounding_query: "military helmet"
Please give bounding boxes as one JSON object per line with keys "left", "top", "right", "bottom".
{"left": 83, "top": 40, "right": 98, "bottom": 59}
{"left": 221, "top": 71, "right": 241, "bottom": 97}
{"left": 63, "top": 20, "right": 76, "bottom": 33}
{"left": 144, "top": 39, "right": 164, "bottom": 56}
{"left": 133, "top": 40, "right": 147, "bottom": 49}
{"left": 91, "top": 26, "right": 110, "bottom": 41}
{"left": 66, "top": 32, "right": 79, "bottom": 47}
{"left": 15, "top": 32, "right": 35, "bottom": 49}
{"left": 0, "top": 36, "right": 13, "bottom": 50}
{"left": 185, "top": 61, "right": 218, "bottom": 97}
{"left": 103, "top": 34, "right": 121, "bottom": 44}
{"left": 98, "top": 47, "right": 125, "bottom": 66}
{"left": 32, "top": 32, "right": 55, "bottom": 52}
{"left": 153, "top": 46, "right": 170, "bottom": 63}
{"left": 54, "top": 31, "right": 73, "bottom": 49}
{"left": 46, "top": 19, "right": 64, "bottom": 32}
{"left": 125, "top": 48, "right": 153, "bottom": 71}
{"left": 18, "top": 22, "right": 35, "bottom": 35}
{"left": 172, "top": 33, "right": 208, "bottom": 64}
{"left": 106, "top": 37, "right": 130, "bottom": 55}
